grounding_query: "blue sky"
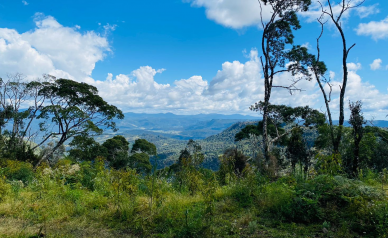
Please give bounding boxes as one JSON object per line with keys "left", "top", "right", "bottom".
{"left": 0, "top": 0, "right": 387, "bottom": 118}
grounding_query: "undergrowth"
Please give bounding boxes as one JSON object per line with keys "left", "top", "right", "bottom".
{"left": 0, "top": 159, "right": 387, "bottom": 237}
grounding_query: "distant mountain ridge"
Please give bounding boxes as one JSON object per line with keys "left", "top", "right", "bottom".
{"left": 110, "top": 112, "right": 261, "bottom": 140}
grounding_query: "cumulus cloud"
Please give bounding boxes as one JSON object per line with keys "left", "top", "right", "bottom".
{"left": 0, "top": 13, "right": 110, "bottom": 80}
{"left": 187, "top": 0, "right": 378, "bottom": 32}
{"left": 347, "top": 62, "right": 362, "bottom": 71}
{"left": 88, "top": 49, "right": 321, "bottom": 114}
{"left": 1, "top": 13, "right": 388, "bottom": 118}
{"left": 301, "top": 42, "right": 312, "bottom": 50}
{"left": 22, "top": 0, "right": 28, "bottom": 6}
{"left": 187, "top": 0, "right": 273, "bottom": 29}
{"left": 329, "top": 71, "right": 388, "bottom": 116}
{"left": 370, "top": 59, "right": 382, "bottom": 70}
{"left": 356, "top": 16, "right": 388, "bottom": 40}
{"left": 103, "top": 23, "right": 117, "bottom": 36}
{"left": 355, "top": 4, "right": 380, "bottom": 18}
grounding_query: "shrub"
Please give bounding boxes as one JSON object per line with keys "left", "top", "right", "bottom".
{"left": 0, "top": 176, "right": 10, "bottom": 201}
{"left": 1, "top": 160, "right": 34, "bottom": 184}
{"left": 315, "top": 153, "right": 343, "bottom": 176}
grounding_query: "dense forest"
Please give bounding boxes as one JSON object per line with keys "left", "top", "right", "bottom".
{"left": 1, "top": 0, "right": 388, "bottom": 237}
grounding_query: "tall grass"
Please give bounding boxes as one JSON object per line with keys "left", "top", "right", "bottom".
{"left": 0, "top": 159, "right": 387, "bottom": 237}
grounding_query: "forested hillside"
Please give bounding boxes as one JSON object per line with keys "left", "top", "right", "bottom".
{"left": 1, "top": 0, "right": 388, "bottom": 237}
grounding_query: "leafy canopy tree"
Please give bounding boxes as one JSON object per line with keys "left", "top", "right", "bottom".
{"left": 33, "top": 77, "right": 124, "bottom": 168}
{"left": 238, "top": 103, "right": 324, "bottom": 171}
{"left": 235, "top": 120, "right": 288, "bottom": 146}
{"left": 256, "top": 0, "right": 316, "bottom": 164}
{"left": 129, "top": 139, "right": 157, "bottom": 174}
{"left": 68, "top": 135, "right": 108, "bottom": 162}
{"left": 129, "top": 153, "right": 152, "bottom": 174}
{"left": 102, "top": 135, "right": 129, "bottom": 169}
{"left": 243, "top": 103, "right": 325, "bottom": 145}
{"left": 131, "top": 139, "right": 157, "bottom": 156}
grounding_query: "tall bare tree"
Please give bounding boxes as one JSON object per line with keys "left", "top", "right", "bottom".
{"left": 319, "top": 0, "right": 365, "bottom": 152}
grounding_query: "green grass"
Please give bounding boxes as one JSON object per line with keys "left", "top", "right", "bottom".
{"left": 0, "top": 160, "right": 387, "bottom": 237}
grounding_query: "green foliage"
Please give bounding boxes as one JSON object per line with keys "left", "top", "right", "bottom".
{"left": 131, "top": 138, "right": 157, "bottom": 155}
{"left": 250, "top": 102, "right": 326, "bottom": 128}
{"left": 69, "top": 135, "right": 108, "bottom": 161}
{"left": 38, "top": 79, "right": 124, "bottom": 134}
{"left": 0, "top": 176, "right": 10, "bottom": 202}
{"left": 217, "top": 148, "right": 247, "bottom": 185}
{"left": 315, "top": 153, "right": 343, "bottom": 176}
{"left": 102, "top": 135, "right": 130, "bottom": 169}
{"left": 129, "top": 152, "right": 152, "bottom": 174}
{"left": 287, "top": 127, "right": 308, "bottom": 172}
{"left": 0, "top": 159, "right": 34, "bottom": 184}
{"left": 348, "top": 101, "right": 366, "bottom": 176}
{"left": 235, "top": 120, "right": 288, "bottom": 146}
{"left": 0, "top": 157, "right": 385, "bottom": 237}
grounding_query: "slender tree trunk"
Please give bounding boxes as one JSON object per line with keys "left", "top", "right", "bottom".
{"left": 316, "top": 78, "right": 335, "bottom": 148}
{"left": 332, "top": 13, "right": 353, "bottom": 153}
{"left": 34, "top": 138, "right": 65, "bottom": 169}
{"left": 262, "top": 73, "right": 272, "bottom": 166}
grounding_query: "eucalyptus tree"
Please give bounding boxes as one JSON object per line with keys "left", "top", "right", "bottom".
{"left": 33, "top": 78, "right": 124, "bottom": 168}
{"left": 256, "top": 0, "right": 315, "bottom": 163}
{"left": 0, "top": 74, "right": 123, "bottom": 166}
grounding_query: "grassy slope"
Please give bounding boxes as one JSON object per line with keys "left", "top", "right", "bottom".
{"left": 0, "top": 160, "right": 387, "bottom": 238}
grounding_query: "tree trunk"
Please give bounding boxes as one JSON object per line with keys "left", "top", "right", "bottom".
{"left": 315, "top": 76, "right": 335, "bottom": 150}
{"left": 262, "top": 82, "right": 271, "bottom": 166}
{"left": 333, "top": 19, "right": 351, "bottom": 153}
{"left": 34, "top": 140, "right": 65, "bottom": 169}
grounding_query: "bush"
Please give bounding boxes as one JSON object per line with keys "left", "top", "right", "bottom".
{"left": 0, "top": 176, "right": 10, "bottom": 201}
{"left": 315, "top": 153, "right": 343, "bottom": 176}
{"left": 1, "top": 160, "right": 34, "bottom": 184}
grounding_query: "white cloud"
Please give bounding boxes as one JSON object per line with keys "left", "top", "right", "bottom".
{"left": 103, "top": 23, "right": 117, "bottom": 36}
{"left": 329, "top": 71, "right": 336, "bottom": 80}
{"left": 356, "top": 16, "right": 388, "bottom": 40}
{"left": 188, "top": 0, "right": 376, "bottom": 32}
{"left": 355, "top": 4, "right": 380, "bottom": 18}
{"left": 347, "top": 62, "right": 362, "bottom": 71}
{"left": 1, "top": 13, "right": 388, "bottom": 118}
{"left": 89, "top": 49, "right": 320, "bottom": 114}
{"left": 370, "top": 59, "right": 382, "bottom": 70}
{"left": 187, "top": 0, "right": 273, "bottom": 29}
{"left": 0, "top": 13, "right": 110, "bottom": 82}
{"left": 22, "top": 0, "right": 28, "bottom": 6}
